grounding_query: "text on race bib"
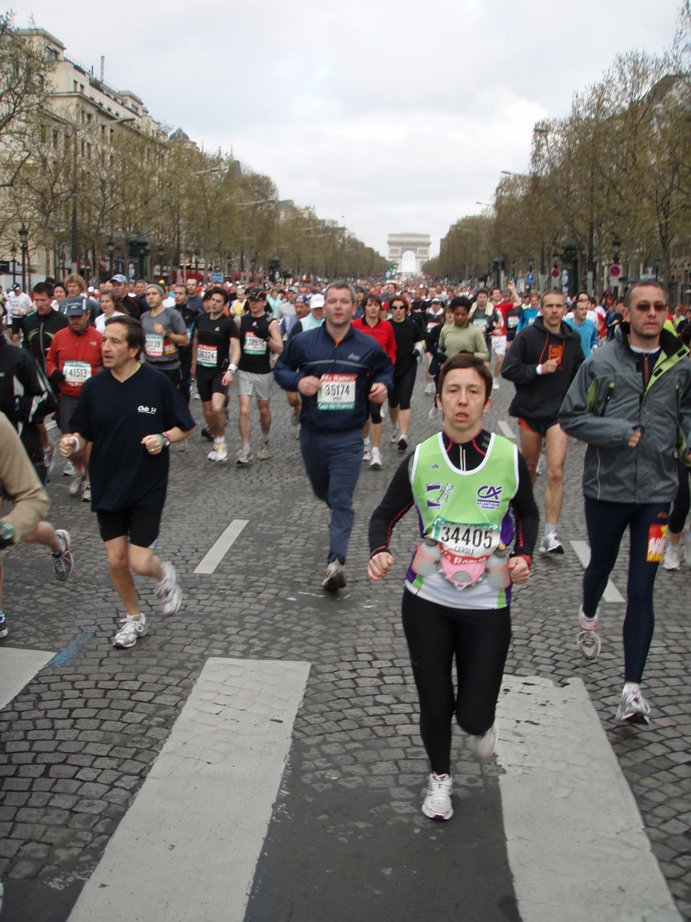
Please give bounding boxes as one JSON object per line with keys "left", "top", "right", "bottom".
{"left": 197, "top": 344, "right": 218, "bottom": 368}
{"left": 430, "top": 519, "right": 500, "bottom": 560}
{"left": 318, "top": 374, "right": 356, "bottom": 411}
{"left": 63, "top": 361, "right": 91, "bottom": 385}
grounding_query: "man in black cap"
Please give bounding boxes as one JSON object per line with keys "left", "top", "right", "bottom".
{"left": 109, "top": 274, "right": 145, "bottom": 319}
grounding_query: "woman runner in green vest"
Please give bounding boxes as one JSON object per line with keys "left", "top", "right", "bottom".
{"left": 368, "top": 353, "right": 538, "bottom": 821}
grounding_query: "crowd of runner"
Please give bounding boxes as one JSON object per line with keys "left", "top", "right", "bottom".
{"left": 1, "top": 270, "right": 690, "bottom": 823}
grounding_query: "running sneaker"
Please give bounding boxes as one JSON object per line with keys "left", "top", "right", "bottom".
{"left": 52, "top": 530, "right": 73, "bottom": 582}
{"left": 370, "top": 447, "right": 383, "bottom": 470}
{"left": 472, "top": 725, "right": 498, "bottom": 761}
{"left": 201, "top": 426, "right": 214, "bottom": 442}
{"left": 389, "top": 424, "right": 399, "bottom": 443}
{"left": 540, "top": 532, "right": 564, "bottom": 555}
{"left": 427, "top": 404, "right": 438, "bottom": 420}
{"left": 397, "top": 434, "right": 408, "bottom": 452}
{"left": 208, "top": 443, "right": 228, "bottom": 462}
{"left": 536, "top": 456, "right": 543, "bottom": 476}
{"left": 425, "top": 382, "right": 435, "bottom": 395}
{"left": 290, "top": 406, "right": 300, "bottom": 427}
{"left": 422, "top": 773, "right": 453, "bottom": 821}
{"left": 43, "top": 445, "right": 55, "bottom": 475}
{"left": 363, "top": 445, "right": 372, "bottom": 462}
{"left": 156, "top": 563, "right": 182, "bottom": 616}
{"left": 322, "top": 560, "right": 346, "bottom": 591}
{"left": 236, "top": 447, "right": 253, "bottom": 466}
{"left": 0, "top": 611, "right": 7, "bottom": 639}
{"left": 63, "top": 460, "right": 76, "bottom": 477}
{"left": 492, "top": 380, "right": 500, "bottom": 390}
{"left": 258, "top": 443, "right": 270, "bottom": 460}
{"left": 663, "top": 544, "right": 683, "bottom": 570}
{"left": 81, "top": 482, "right": 91, "bottom": 503}
{"left": 68, "top": 473, "right": 84, "bottom": 497}
{"left": 615, "top": 686, "right": 651, "bottom": 725}
{"left": 576, "top": 607, "right": 601, "bottom": 660}
{"left": 112, "top": 613, "right": 147, "bottom": 649}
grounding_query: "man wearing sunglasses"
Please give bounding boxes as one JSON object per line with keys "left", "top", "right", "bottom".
{"left": 560, "top": 281, "right": 691, "bottom": 725}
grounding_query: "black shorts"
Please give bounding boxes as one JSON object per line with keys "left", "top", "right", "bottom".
{"left": 518, "top": 417, "right": 560, "bottom": 436}
{"left": 389, "top": 367, "right": 417, "bottom": 411}
{"left": 196, "top": 368, "right": 227, "bottom": 403}
{"left": 97, "top": 506, "right": 163, "bottom": 548}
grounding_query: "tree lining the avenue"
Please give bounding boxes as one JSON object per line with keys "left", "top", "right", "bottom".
{"left": 427, "top": 4, "right": 691, "bottom": 300}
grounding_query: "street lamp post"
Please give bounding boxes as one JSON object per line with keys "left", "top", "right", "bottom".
{"left": 10, "top": 244, "right": 16, "bottom": 286}
{"left": 19, "top": 225, "right": 28, "bottom": 292}
{"left": 157, "top": 242, "right": 165, "bottom": 281}
{"left": 105, "top": 239, "right": 114, "bottom": 279}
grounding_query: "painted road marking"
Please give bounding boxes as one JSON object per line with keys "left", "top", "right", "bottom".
{"left": 497, "top": 675, "right": 681, "bottom": 921}
{"left": 570, "top": 540, "right": 624, "bottom": 602}
{"left": 0, "top": 648, "right": 56, "bottom": 711}
{"left": 498, "top": 420, "right": 516, "bottom": 440}
{"left": 194, "top": 519, "right": 249, "bottom": 574}
{"left": 68, "top": 657, "right": 311, "bottom": 922}
{"left": 49, "top": 629, "right": 96, "bottom": 667}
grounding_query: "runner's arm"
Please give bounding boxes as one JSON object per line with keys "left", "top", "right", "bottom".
{"left": 368, "top": 454, "right": 415, "bottom": 557}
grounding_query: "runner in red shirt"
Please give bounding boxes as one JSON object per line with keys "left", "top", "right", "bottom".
{"left": 353, "top": 294, "right": 396, "bottom": 469}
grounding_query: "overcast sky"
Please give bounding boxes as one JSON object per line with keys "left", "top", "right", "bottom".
{"left": 13, "top": 0, "right": 680, "bottom": 261}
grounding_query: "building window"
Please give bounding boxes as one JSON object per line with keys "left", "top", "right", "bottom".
{"left": 73, "top": 80, "right": 77, "bottom": 92}
{"left": 53, "top": 129, "right": 59, "bottom": 148}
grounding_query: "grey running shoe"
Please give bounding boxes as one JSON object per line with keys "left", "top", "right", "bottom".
{"left": 322, "top": 560, "right": 346, "bottom": 591}
{"left": 157, "top": 563, "right": 182, "bottom": 616}
{"left": 615, "top": 687, "right": 651, "bottom": 725}
{"left": 577, "top": 608, "right": 601, "bottom": 660}
{"left": 472, "top": 724, "right": 498, "bottom": 761}
{"left": 52, "top": 529, "right": 73, "bottom": 581}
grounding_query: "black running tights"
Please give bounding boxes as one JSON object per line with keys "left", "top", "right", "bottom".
{"left": 401, "top": 590, "right": 511, "bottom": 776}
{"left": 583, "top": 497, "right": 669, "bottom": 685}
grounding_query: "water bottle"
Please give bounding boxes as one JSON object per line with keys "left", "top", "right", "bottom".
{"left": 485, "top": 544, "right": 511, "bottom": 589}
{"left": 411, "top": 537, "right": 441, "bottom": 577}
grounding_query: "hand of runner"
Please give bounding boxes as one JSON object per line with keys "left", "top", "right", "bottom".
{"left": 508, "top": 556, "right": 530, "bottom": 584}
{"left": 369, "top": 382, "right": 388, "bottom": 404}
{"left": 141, "top": 434, "right": 164, "bottom": 455}
{"left": 59, "top": 435, "right": 78, "bottom": 458}
{"left": 297, "top": 375, "right": 322, "bottom": 397}
{"left": 628, "top": 428, "right": 643, "bottom": 448}
{"left": 221, "top": 369, "right": 234, "bottom": 386}
{"left": 368, "top": 551, "right": 394, "bottom": 581}
{"left": 540, "top": 359, "right": 559, "bottom": 374}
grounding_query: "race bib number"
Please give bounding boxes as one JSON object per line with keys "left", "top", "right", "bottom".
{"left": 318, "top": 374, "right": 356, "bottom": 411}
{"left": 63, "top": 361, "right": 91, "bottom": 385}
{"left": 426, "top": 321, "right": 440, "bottom": 333}
{"left": 244, "top": 332, "right": 267, "bottom": 355}
{"left": 430, "top": 519, "right": 500, "bottom": 560}
{"left": 646, "top": 524, "right": 667, "bottom": 563}
{"left": 507, "top": 316, "right": 518, "bottom": 328}
{"left": 145, "top": 332, "right": 164, "bottom": 357}
{"left": 473, "top": 317, "right": 488, "bottom": 333}
{"left": 197, "top": 344, "right": 218, "bottom": 368}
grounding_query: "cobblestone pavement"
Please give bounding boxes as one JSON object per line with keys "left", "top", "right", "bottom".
{"left": 0, "top": 370, "right": 689, "bottom": 920}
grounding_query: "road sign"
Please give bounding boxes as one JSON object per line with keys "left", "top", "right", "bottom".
{"left": 209, "top": 273, "right": 224, "bottom": 283}
{"left": 526, "top": 272, "right": 535, "bottom": 285}
{"left": 609, "top": 264, "right": 621, "bottom": 279}
{"left": 551, "top": 268, "right": 560, "bottom": 279}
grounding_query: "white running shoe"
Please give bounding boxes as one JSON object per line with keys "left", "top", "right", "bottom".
{"left": 81, "top": 481, "right": 91, "bottom": 503}
{"left": 422, "top": 773, "right": 453, "bottom": 821}
{"left": 663, "top": 544, "right": 683, "bottom": 570}
{"left": 389, "top": 424, "right": 399, "bottom": 443}
{"left": 322, "top": 560, "right": 346, "bottom": 591}
{"left": 540, "top": 532, "right": 564, "bottom": 555}
{"left": 157, "top": 563, "right": 182, "bottom": 616}
{"left": 427, "top": 404, "right": 438, "bottom": 420}
{"left": 577, "top": 608, "right": 601, "bottom": 660}
{"left": 208, "top": 442, "right": 228, "bottom": 462}
{"left": 472, "top": 725, "right": 498, "bottom": 761}
{"left": 492, "top": 380, "right": 500, "bottom": 390}
{"left": 68, "top": 473, "right": 84, "bottom": 497}
{"left": 425, "top": 382, "right": 435, "bottom": 395}
{"left": 363, "top": 445, "right": 372, "bottom": 462}
{"left": 52, "top": 530, "right": 73, "bottom": 582}
{"left": 370, "top": 447, "right": 383, "bottom": 470}
{"left": 615, "top": 686, "right": 651, "bottom": 725}
{"left": 63, "top": 460, "right": 76, "bottom": 477}
{"left": 258, "top": 442, "right": 270, "bottom": 460}
{"left": 113, "top": 613, "right": 147, "bottom": 649}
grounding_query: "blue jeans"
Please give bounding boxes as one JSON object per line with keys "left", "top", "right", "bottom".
{"left": 299, "top": 427, "right": 363, "bottom": 565}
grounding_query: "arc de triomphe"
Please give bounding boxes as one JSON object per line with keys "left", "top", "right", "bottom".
{"left": 387, "top": 233, "right": 431, "bottom": 274}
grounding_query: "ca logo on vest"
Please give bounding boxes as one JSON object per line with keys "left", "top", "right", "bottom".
{"left": 477, "top": 485, "right": 502, "bottom": 511}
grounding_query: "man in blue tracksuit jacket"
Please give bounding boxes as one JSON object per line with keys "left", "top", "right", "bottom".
{"left": 274, "top": 280, "right": 394, "bottom": 591}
